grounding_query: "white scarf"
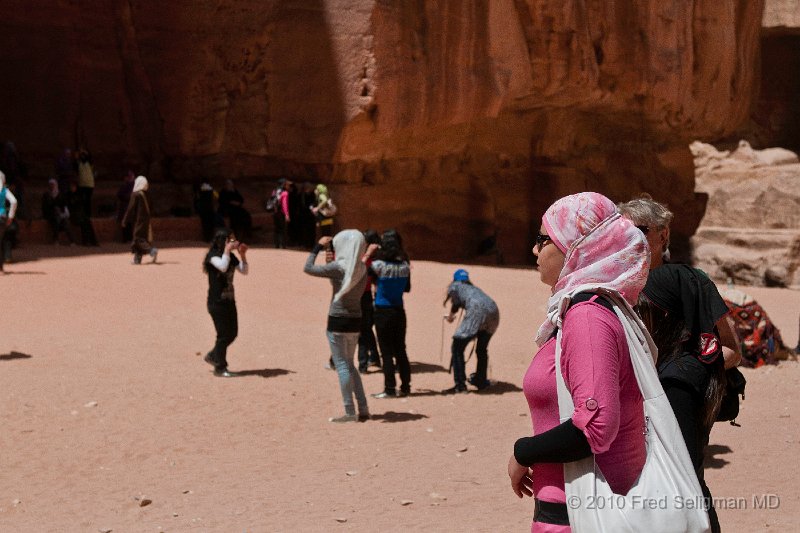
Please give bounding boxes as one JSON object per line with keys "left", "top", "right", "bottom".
{"left": 332, "top": 229, "right": 366, "bottom": 303}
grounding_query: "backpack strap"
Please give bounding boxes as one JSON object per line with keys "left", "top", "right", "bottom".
{"left": 548, "top": 292, "right": 615, "bottom": 341}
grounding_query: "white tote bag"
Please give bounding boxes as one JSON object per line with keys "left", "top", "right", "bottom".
{"left": 555, "top": 290, "right": 710, "bottom": 533}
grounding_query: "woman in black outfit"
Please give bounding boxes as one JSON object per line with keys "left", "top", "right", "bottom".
{"left": 203, "top": 228, "right": 249, "bottom": 377}
{"left": 638, "top": 264, "right": 728, "bottom": 533}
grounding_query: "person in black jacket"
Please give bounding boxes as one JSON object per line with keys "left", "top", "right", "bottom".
{"left": 203, "top": 228, "right": 249, "bottom": 377}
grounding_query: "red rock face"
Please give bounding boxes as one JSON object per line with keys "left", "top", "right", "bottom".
{"left": 0, "top": 1, "right": 765, "bottom": 263}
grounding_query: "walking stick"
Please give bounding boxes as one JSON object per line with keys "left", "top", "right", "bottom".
{"left": 446, "top": 309, "right": 465, "bottom": 373}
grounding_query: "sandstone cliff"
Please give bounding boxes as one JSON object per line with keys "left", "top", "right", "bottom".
{"left": 0, "top": 1, "right": 766, "bottom": 263}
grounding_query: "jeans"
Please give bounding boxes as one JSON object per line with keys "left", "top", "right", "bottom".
{"left": 357, "top": 291, "right": 380, "bottom": 371}
{"left": 451, "top": 331, "right": 492, "bottom": 388}
{"left": 374, "top": 307, "right": 411, "bottom": 394}
{"left": 327, "top": 330, "right": 369, "bottom": 416}
{"left": 208, "top": 300, "right": 238, "bottom": 370}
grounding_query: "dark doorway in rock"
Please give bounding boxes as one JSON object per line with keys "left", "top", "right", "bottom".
{"left": 755, "top": 31, "right": 800, "bottom": 153}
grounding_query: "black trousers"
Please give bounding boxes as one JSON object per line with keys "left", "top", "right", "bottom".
{"left": 273, "top": 214, "right": 287, "bottom": 248}
{"left": 357, "top": 291, "right": 380, "bottom": 371}
{"left": 451, "top": 330, "right": 492, "bottom": 388}
{"left": 207, "top": 300, "right": 238, "bottom": 370}
{"left": 374, "top": 307, "right": 410, "bottom": 393}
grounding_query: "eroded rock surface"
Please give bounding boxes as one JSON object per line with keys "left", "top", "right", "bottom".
{"left": 0, "top": 1, "right": 766, "bottom": 262}
{"left": 691, "top": 141, "right": 800, "bottom": 287}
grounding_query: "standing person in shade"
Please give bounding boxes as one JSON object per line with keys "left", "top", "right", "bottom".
{"left": 270, "top": 178, "right": 290, "bottom": 249}
{"left": 311, "top": 184, "right": 335, "bottom": 237}
{"left": 117, "top": 170, "right": 135, "bottom": 242}
{"left": 75, "top": 149, "right": 98, "bottom": 245}
{"left": 304, "top": 230, "right": 370, "bottom": 423}
{"left": 67, "top": 181, "right": 98, "bottom": 246}
{"left": 1, "top": 181, "right": 22, "bottom": 264}
{"left": 41, "top": 178, "right": 74, "bottom": 245}
{"left": 638, "top": 264, "right": 729, "bottom": 533}
{"left": 287, "top": 180, "right": 301, "bottom": 246}
{"left": 55, "top": 148, "right": 76, "bottom": 193}
{"left": 299, "top": 182, "right": 317, "bottom": 249}
{"left": 357, "top": 229, "right": 382, "bottom": 373}
{"left": 193, "top": 177, "right": 217, "bottom": 242}
{"left": 443, "top": 269, "right": 499, "bottom": 393}
{"left": 0, "top": 171, "right": 18, "bottom": 273}
{"left": 364, "top": 229, "right": 411, "bottom": 398}
{"left": 203, "top": 228, "right": 249, "bottom": 377}
{"left": 219, "top": 179, "right": 252, "bottom": 240}
{"left": 122, "top": 176, "right": 158, "bottom": 265}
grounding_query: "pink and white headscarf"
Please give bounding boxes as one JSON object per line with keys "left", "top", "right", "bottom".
{"left": 535, "top": 192, "right": 650, "bottom": 345}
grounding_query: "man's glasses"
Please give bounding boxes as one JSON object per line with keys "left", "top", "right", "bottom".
{"left": 535, "top": 233, "right": 552, "bottom": 252}
{"left": 636, "top": 225, "right": 650, "bottom": 235}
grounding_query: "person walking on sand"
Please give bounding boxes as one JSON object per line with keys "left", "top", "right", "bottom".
{"left": 304, "top": 230, "right": 370, "bottom": 423}
{"left": 203, "top": 228, "right": 249, "bottom": 377}
{"left": 443, "top": 269, "right": 499, "bottom": 393}
{"left": 122, "top": 175, "right": 158, "bottom": 264}
{"left": 508, "top": 192, "right": 650, "bottom": 531}
{"left": 0, "top": 171, "right": 18, "bottom": 274}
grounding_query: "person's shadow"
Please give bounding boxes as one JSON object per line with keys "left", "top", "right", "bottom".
{"left": 409, "top": 361, "right": 449, "bottom": 374}
{"left": 369, "top": 411, "right": 429, "bottom": 423}
{"left": 705, "top": 444, "right": 732, "bottom": 469}
{"left": 0, "top": 351, "right": 33, "bottom": 361}
{"left": 234, "top": 368, "right": 294, "bottom": 378}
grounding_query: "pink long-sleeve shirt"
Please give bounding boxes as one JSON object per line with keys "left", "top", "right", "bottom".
{"left": 523, "top": 300, "right": 646, "bottom": 532}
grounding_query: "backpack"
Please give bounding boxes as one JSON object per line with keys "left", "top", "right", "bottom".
{"left": 265, "top": 189, "right": 281, "bottom": 213}
{"left": 716, "top": 367, "right": 746, "bottom": 425}
{"left": 319, "top": 197, "right": 337, "bottom": 217}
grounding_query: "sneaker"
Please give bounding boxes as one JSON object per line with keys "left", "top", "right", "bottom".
{"left": 203, "top": 352, "right": 216, "bottom": 367}
{"left": 397, "top": 389, "right": 410, "bottom": 398}
{"left": 371, "top": 391, "right": 396, "bottom": 399}
{"left": 213, "top": 369, "right": 241, "bottom": 377}
{"left": 329, "top": 414, "right": 358, "bottom": 423}
{"left": 442, "top": 385, "right": 469, "bottom": 395}
{"left": 149, "top": 248, "right": 158, "bottom": 263}
{"left": 131, "top": 255, "right": 142, "bottom": 265}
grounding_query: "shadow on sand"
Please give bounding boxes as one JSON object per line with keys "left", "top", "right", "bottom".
{"left": 705, "top": 444, "right": 732, "bottom": 469}
{"left": 235, "top": 368, "right": 294, "bottom": 379}
{"left": 370, "top": 411, "right": 429, "bottom": 423}
{"left": 409, "top": 361, "right": 449, "bottom": 374}
{"left": 0, "top": 351, "right": 33, "bottom": 361}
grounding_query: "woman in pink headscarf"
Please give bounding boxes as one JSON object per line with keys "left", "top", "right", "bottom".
{"left": 507, "top": 192, "right": 650, "bottom": 532}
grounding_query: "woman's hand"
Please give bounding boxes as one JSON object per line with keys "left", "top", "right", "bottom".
{"left": 508, "top": 455, "right": 533, "bottom": 498}
{"left": 224, "top": 240, "right": 237, "bottom": 253}
{"left": 318, "top": 236, "right": 333, "bottom": 247}
{"left": 238, "top": 243, "right": 248, "bottom": 258}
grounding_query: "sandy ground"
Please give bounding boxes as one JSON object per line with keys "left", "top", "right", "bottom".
{"left": 1, "top": 243, "right": 798, "bottom": 532}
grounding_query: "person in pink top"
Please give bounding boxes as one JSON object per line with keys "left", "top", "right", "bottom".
{"left": 507, "top": 192, "right": 651, "bottom": 532}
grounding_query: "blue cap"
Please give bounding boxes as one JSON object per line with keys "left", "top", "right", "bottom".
{"left": 453, "top": 269, "right": 469, "bottom": 282}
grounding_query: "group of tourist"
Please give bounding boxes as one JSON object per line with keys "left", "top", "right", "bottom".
{"left": 0, "top": 144, "right": 768, "bottom": 530}
{"left": 199, "top": 189, "right": 744, "bottom": 532}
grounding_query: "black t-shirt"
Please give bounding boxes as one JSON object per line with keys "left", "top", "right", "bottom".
{"left": 207, "top": 254, "right": 240, "bottom": 305}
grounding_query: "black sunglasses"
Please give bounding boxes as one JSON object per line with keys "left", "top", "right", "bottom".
{"left": 636, "top": 225, "right": 650, "bottom": 235}
{"left": 534, "top": 233, "right": 552, "bottom": 252}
